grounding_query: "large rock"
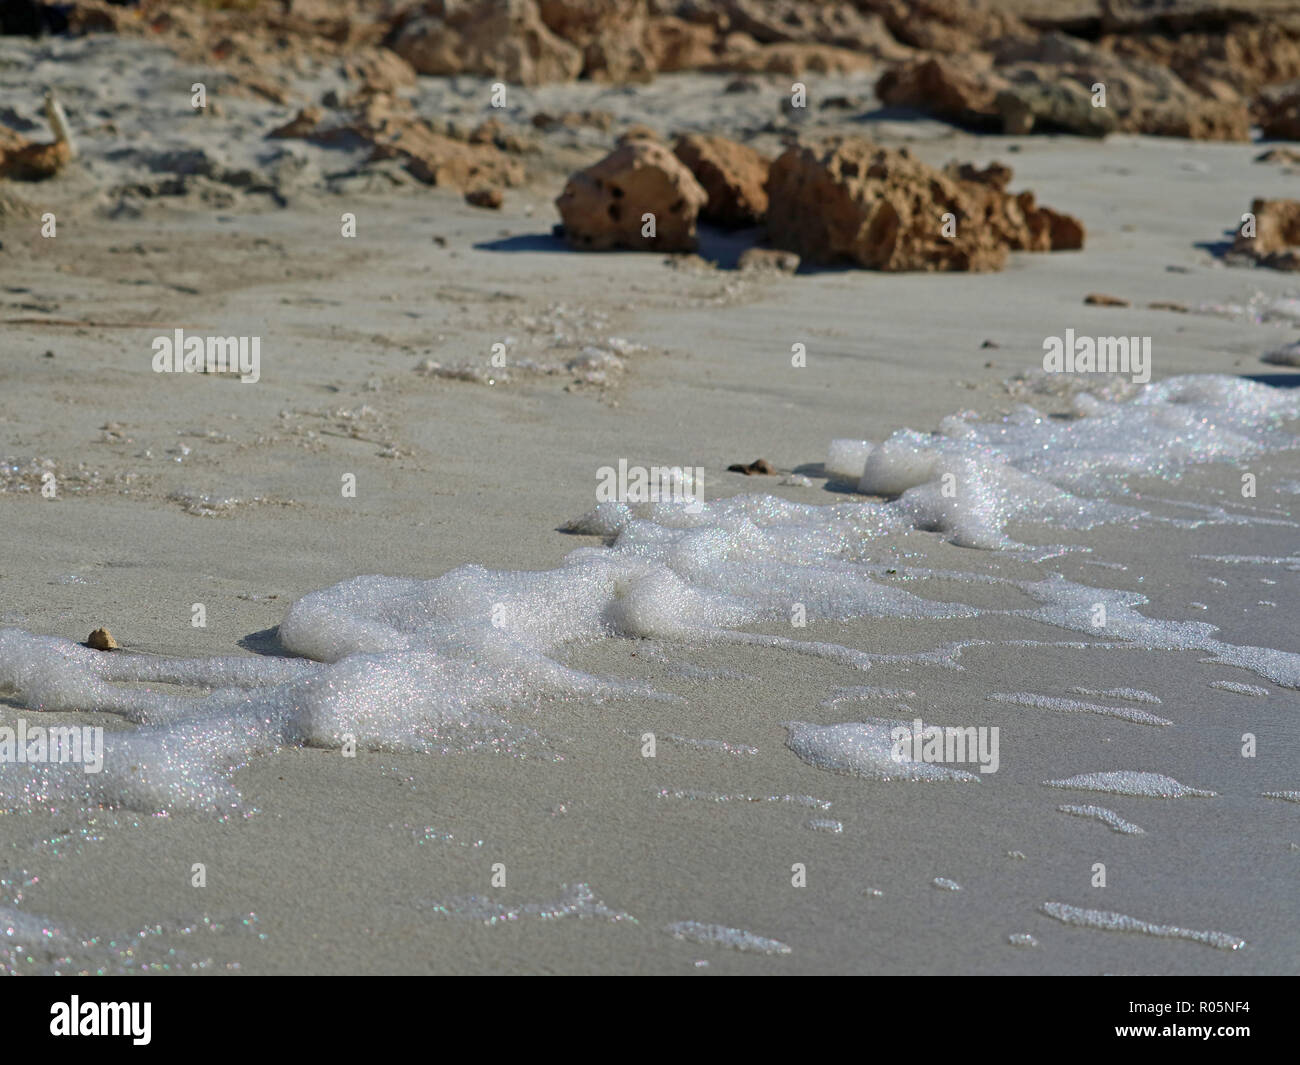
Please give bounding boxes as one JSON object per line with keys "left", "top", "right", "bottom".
{"left": 643, "top": 17, "right": 727, "bottom": 73}
{"left": 764, "top": 137, "right": 1084, "bottom": 272}
{"left": 673, "top": 133, "right": 770, "bottom": 228}
{"left": 995, "top": 75, "right": 1119, "bottom": 135}
{"left": 876, "top": 56, "right": 1007, "bottom": 128}
{"left": 538, "top": 0, "right": 657, "bottom": 81}
{"left": 388, "top": 0, "right": 583, "bottom": 85}
{"left": 555, "top": 140, "right": 708, "bottom": 251}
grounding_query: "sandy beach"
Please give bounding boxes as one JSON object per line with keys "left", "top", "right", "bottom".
{"left": 1, "top": 2, "right": 1298, "bottom": 976}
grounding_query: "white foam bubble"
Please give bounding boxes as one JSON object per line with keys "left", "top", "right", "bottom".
{"left": 1070, "top": 687, "right": 1162, "bottom": 704}
{"left": 1262, "top": 790, "right": 1300, "bottom": 803}
{"left": 932, "top": 877, "right": 962, "bottom": 891}
{"left": 655, "top": 789, "right": 831, "bottom": 809}
{"left": 825, "top": 439, "right": 873, "bottom": 480}
{"left": 1045, "top": 772, "right": 1217, "bottom": 798}
{"left": 1057, "top": 804, "right": 1145, "bottom": 834}
{"left": 427, "top": 883, "right": 634, "bottom": 926}
{"left": 784, "top": 720, "right": 981, "bottom": 782}
{"left": 664, "top": 734, "right": 758, "bottom": 756}
{"left": 665, "top": 921, "right": 791, "bottom": 955}
{"left": 1211, "top": 680, "right": 1270, "bottom": 696}
{"left": 1040, "top": 901, "right": 1245, "bottom": 950}
{"left": 991, "top": 692, "right": 1172, "bottom": 726}
{"left": 820, "top": 685, "right": 918, "bottom": 706}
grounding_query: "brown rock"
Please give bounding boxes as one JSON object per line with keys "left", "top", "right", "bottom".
{"left": 0, "top": 136, "right": 71, "bottom": 181}
{"left": 874, "top": 29, "right": 1254, "bottom": 142}
{"left": 713, "top": 42, "right": 876, "bottom": 76}
{"left": 539, "top": 0, "right": 659, "bottom": 81}
{"left": 466, "top": 185, "right": 505, "bottom": 209}
{"left": 341, "top": 47, "right": 419, "bottom": 95}
{"left": 1233, "top": 198, "right": 1300, "bottom": 266}
{"left": 268, "top": 107, "right": 324, "bottom": 140}
{"left": 875, "top": 56, "right": 1007, "bottom": 127}
{"left": 272, "top": 95, "right": 525, "bottom": 191}
{"left": 1256, "top": 147, "right": 1300, "bottom": 165}
{"left": 1255, "top": 82, "right": 1300, "bottom": 141}
{"left": 555, "top": 140, "right": 708, "bottom": 251}
{"left": 643, "top": 17, "right": 726, "bottom": 73}
{"left": 533, "top": 109, "right": 614, "bottom": 132}
{"left": 1148, "top": 300, "right": 1189, "bottom": 312}
{"left": 1084, "top": 292, "right": 1131, "bottom": 306}
{"left": 1124, "top": 97, "right": 1251, "bottom": 140}
{"left": 388, "top": 0, "right": 583, "bottom": 85}
{"left": 86, "top": 627, "right": 119, "bottom": 651}
{"left": 468, "top": 117, "right": 536, "bottom": 154}
{"left": 764, "top": 137, "right": 1084, "bottom": 272}
{"left": 673, "top": 134, "right": 770, "bottom": 228}
{"left": 861, "top": 0, "right": 1032, "bottom": 53}
{"left": 727, "top": 458, "right": 776, "bottom": 475}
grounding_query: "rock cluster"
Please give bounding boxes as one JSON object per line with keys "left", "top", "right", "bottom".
{"left": 557, "top": 132, "right": 1083, "bottom": 271}
{"left": 32, "top": 0, "right": 1300, "bottom": 144}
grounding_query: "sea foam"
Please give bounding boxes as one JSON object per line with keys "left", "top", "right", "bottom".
{"left": 0, "top": 374, "right": 1296, "bottom": 814}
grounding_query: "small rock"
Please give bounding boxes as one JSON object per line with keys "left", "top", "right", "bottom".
{"left": 86, "top": 627, "right": 118, "bottom": 651}
{"left": 737, "top": 247, "right": 799, "bottom": 273}
{"left": 465, "top": 185, "right": 504, "bottom": 209}
{"left": 1084, "top": 293, "right": 1130, "bottom": 307}
{"left": 727, "top": 458, "right": 776, "bottom": 475}
{"left": 1256, "top": 147, "right": 1300, "bottom": 167}
{"left": 980, "top": 339, "right": 999, "bottom": 349}
{"left": 1263, "top": 341, "right": 1300, "bottom": 367}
